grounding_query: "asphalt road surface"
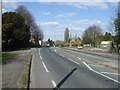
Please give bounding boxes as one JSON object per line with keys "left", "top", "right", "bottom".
{"left": 30, "top": 47, "right": 119, "bottom": 89}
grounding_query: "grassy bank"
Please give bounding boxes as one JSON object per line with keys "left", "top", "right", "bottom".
{"left": 2, "top": 52, "right": 18, "bottom": 64}
{"left": 19, "top": 54, "right": 31, "bottom": 88}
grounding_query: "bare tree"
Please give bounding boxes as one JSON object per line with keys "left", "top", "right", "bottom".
{"left": 82, "top": 25, "right": 103, "bottom": 47}
{"left": 15, "top": 5, "right": 44, "bottom": 41}
{"left": 16, "top": 5, "right": 35, "bottom": 28}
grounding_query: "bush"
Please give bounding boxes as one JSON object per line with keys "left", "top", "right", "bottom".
{"left": 64, "top": 43, "right": 70, "bottom": 47}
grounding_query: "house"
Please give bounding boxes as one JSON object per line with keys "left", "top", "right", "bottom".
{"left": 100, "top": 41, "right": 112, "bottom": 49}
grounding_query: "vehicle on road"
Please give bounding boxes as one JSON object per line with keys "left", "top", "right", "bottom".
{"left": 77, "top": 45, "right": 83, "bottom": 49}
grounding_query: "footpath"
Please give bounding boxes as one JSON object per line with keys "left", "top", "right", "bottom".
{"left": 2, "top": 49, "right": 31, "bottom": 88}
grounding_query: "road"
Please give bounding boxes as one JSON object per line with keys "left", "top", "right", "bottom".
{"left": 30, "top": 47, "right": 119, "bottom": 89}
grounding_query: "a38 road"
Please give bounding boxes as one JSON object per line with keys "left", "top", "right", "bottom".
{"left": 30, "top": 47, "right": 119, "bottom": 88}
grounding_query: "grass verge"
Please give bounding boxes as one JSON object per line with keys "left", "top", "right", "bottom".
{"left": 19, "top": 54, "right": 31, "bottom": 88}
{"left": 2, "top": 52, "right": 18, "bottom": 64}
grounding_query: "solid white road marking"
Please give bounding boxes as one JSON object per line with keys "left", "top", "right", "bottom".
{"left": 51, "top": 80, "right": 56, "bottom": 87}
{"left": 68, "top": 58, "right": 80, "bottom": 65}
{"left": 93, "top": 70, "right": 120, "bottom": 83}
{"left": 83, "top": 61, "right": 94, "bottom": 71}
{"left": 42, "top": 61, "right": 49, "bottom": 72}
{"left": 40, "top": 55, "right": 43, "bottom": 60}
{"left": 83, "top": 61, "right": 120, "bottom": 83}
{"left": 100, "top": 72, "right": 120, "bottom": 75}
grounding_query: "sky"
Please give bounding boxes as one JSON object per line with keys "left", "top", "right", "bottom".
{"left": 2, "top": 1, "right": 118, "bottom": 41}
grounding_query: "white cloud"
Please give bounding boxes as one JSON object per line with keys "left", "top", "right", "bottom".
{"left": 42, "top": 12, "right": 51, "bottom": 15}
{"left": 58, "top": 2, "right": 109, "bottom": 9}
{"left": 71, "top": 27, "right": 84, "bottom": 31}
{"left": 3, "top": 0, "right": 119, "bottom": 2}
{"left": 2, "top": 8, "right": 7, "bottom": 13}
{"left": 40, "top": 21, "right": 59, "bottom": 26}
{"left": 56, "top": 12, "right": 76, "bottom": 18}
{"left": 73, "top": 19, "right": 101, "bottom": 25}
{"left": 2, "top": 1, "right": 18, "bottom": 9}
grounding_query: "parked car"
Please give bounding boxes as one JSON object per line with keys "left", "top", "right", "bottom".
{"left": 77, "top": 45, "right": 83, "bottom": 49}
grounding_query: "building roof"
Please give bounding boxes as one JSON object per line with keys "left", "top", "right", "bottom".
{"left": 101, "top": 41, "right": 112, "bottom": 44}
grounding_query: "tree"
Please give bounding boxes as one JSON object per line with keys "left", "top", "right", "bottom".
{"left": 82, "top": 25, "right": 103, "bottom": 47}
{"left": 2, "top": 12, "right": 30, "bottom": 47}
{"left": 113, "top": 10, "right": 120, "bottom": 52}
{"left": 54, "top": 40, "right": 64, "bottom": 46}
{"left": 64, "top": 28, "right": 69, "bottom": 43}
{"left": 103, "top": 32, "right": 113, "bottom": 41}
{"left": 16, "top": 5, "right": 44, "bottom": 43}
{"left": 47, "top": 38, "right": 54, "bottom": 46}
{"left": 15, "top": 5, "right": 35, "bottom": 28}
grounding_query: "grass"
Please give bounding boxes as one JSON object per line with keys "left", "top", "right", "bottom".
{"left": 2, "top": 52, "right": 18, "bottom": 64}
{"left": 19, "top": 54, "right": 31, "bottom": 88}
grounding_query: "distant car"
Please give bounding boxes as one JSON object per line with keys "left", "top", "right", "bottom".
{"left": 77, "top": 45, "right": 83, "bottom": 49}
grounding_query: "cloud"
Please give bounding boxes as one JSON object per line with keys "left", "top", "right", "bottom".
{"left": 2, "top": 8, "right": 7, "bottom": 13}
{"left": 70, "top": 27, "right": 85, "bottom": 31}
{"left": 56, "top": 12, "right": 76, "bottom": 18}
{"left": 2, "top": 0, "right": 119, "bottom": 2}
{"left": 73, "top": 19, "right": 101, "bottom": 25}
{"left": 2, "top": 0, "right": 18, "bottom": 9}
{"left": 39, "top": 21, "right": 59, "bottom": 26}
{"left": 58, "top": 2, "right": 109, "bottom": 9}
{"left": 42, "top": 12, "right": 51, "bottom": 15}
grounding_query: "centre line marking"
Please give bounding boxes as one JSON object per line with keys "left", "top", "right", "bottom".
{"left": 39, "top": 48, "right": 41, "bottom": 52}
{"left": 68, "top": 58, "right": 80, "bottom": 65}
{"left": 42, "top": 61, "right": 49, "bottom": 72}
{"left": 77, "top": 57, "right": 81, "bottom": 60}
{"left": 51, "top": 80, "right": 56, "bottom": 87}
{"left": 40, "top": 55, "right": 42, "bottom": 59}
{"left": 59, "top": 54, "right": 64, "bottom": 57}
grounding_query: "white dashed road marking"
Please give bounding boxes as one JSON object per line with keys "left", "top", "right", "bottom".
{"left": 68, "top": 58, "right": 80, "bottom": 65}
{"left": 59, "top": 54, "right": 65, "bottom": 57}
{"left": 77, "top": 57, "right": 81, "bottom": 60}
{"left": 42, "top": 61, "right": 49, "bottom": 72}
{"left": 51, "top": 80, "right": 56, "bottom": 87}
{"left": 40, "top": 55, "right": 42, "bottom": 60}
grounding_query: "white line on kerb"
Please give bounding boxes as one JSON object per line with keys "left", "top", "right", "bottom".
{"left": 82, "top": 61, "right": 120, "bottom": 84}
{"left": 40, "top": 55, "right": 42, "bottom": 59}
{"left": 83, "top": 61, "right": 94, "bottom": 71}
{"left": 51, "top": 80, "right": 56, "bottom": 87}
{"left": 42, "top": 61, "right": 49, "bottom": 72}
{"left": 68, "top": 58, "right": 80, "bottom": 65}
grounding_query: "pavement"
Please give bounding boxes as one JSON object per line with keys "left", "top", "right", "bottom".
{"left": 30, "top": 47, "right": 120, "bottom": 89}
{"left": 2, "top": 49, "right": 31, "bottom": 88}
